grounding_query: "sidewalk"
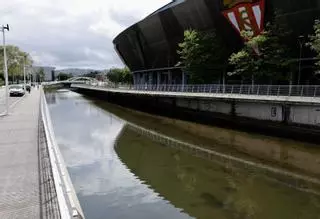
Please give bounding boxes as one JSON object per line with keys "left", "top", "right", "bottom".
{"left": 0, "top": 89, "right": 41, "bottom": 218}
{"left": 0, "top": 88, "right": 25, "bottom": 116}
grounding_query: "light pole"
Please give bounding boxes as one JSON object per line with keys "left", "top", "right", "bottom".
{"left": 23, "top": 57, "right": 26, "bottom": 91}
{"left": 1, "top": 24, "right": 10, "bottom": 115}
{"left": 19, "top": 56, "right": 27, "bottom": 92}
{"left": 298, "top": 35, "right": 305, "bottom": 85}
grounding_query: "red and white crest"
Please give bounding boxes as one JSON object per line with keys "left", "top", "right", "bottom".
{"left": 222, "top": 0, "right": 266, "bottom": 39}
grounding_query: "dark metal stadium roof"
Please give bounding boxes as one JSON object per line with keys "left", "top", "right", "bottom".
{"left": 149, "top": 0, "right": 185, "bottom": 16}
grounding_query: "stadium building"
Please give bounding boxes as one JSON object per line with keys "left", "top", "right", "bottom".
{"left": 113, "top": 0, "right": 320, "bottom": 85}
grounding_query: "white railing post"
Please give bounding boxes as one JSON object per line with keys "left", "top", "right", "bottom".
{"left": 301, "top": 86, "right": 304, "bottom": 97}
{"left": 277, "top": 85, "right": 280, "bottom": 96}
{"left": 314, "top": 86, "right": 317, "bottom": 97}
{"left": 231, "top": 85, "right": 234, "bottom": 94}
{"left": 289, "top": 85, "right": 292, "bottom": 96}
{"left": 256, "top": 85, "right": 260, "bottom": 95}
{"left": 267, "top": 85, "right": 270, "bottom": 96}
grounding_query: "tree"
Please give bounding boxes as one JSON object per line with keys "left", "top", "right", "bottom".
{"left": 107, "top": 67, "right": 133, "bottom": 84}
{"left": 229, "top": 33, "right": 268, "bottom": 83}
{"left": 0, "top": 45, "right": 33, "bottom": 83}
{"left": 37, "top": 67, "right": 45, "bottom": 82}
{"left": 177, "top": 29, "right": 229, "bottom": 84}
{"left": 57, "top": 72, "right": 72, "bottom": 81}
{"left": 308, "top": 20, "right": 320, "bottom": 70}
{"left": 83, "top": 71, "right": 100, "bottom": 78}
{"left": 229, "top": 12, "right": 294, "bottom": 84}
{"left": 121, "top": 67, "right": 133, "bottom": 84}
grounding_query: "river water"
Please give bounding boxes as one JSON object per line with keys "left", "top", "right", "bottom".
{"left": 46, "top": 90, "right": 320, "bottom": 219}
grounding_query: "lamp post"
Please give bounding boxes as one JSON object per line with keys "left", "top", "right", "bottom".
{"left": 15, "top": 55, "right": 27, "bottom": 93}
{"left": 23, "top": 59, "right": 26, "bottom": 91}
{"left": 1, "top": 24, "right": 9, "bottom": 115}
{"left": 298, "top": 35, "right": 305, "bottom": 85}
{"left": 21, "top": 56, "right": 26, "bottom": 92}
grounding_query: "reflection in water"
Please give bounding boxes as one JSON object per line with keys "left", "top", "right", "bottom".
{"left": 116, "top": 127, "right": 320, "bottom": 219}
{"left": 46, "top": 91, "right": 320, "bottom": 219}
{"left": 46, "top": 91, "right": 191, "bottom": 219}
{"left": 91, "top": 99, "right": 320, "bottom": 177}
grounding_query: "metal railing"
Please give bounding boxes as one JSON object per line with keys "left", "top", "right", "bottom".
{"left": 40, "top": 88, "right": 84, "bottom": 219}
{"left": 86, "top": 82, "right": 320, "bottom": 98}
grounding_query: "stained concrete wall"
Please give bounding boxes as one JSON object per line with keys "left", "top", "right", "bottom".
{"left": 235, "top": 103, "right": 283, "bottom": 122}
{"left": 290, "top": 105, "right": 320, "bottom": 127}
{"left": 177, "top": 99, "right": 231, "bottom": 114}
{"left": 176, "top": 97, "right": 320, "bottom": 127}
{"left": 73, "top": 86, "right": 320, "bottom": 143}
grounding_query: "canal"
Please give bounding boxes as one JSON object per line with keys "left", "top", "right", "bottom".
{"left": 46, "top": 90, "right": 320, "bottom": 219}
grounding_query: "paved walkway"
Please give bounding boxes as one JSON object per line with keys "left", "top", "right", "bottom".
{"left": 0, "top": 87, "right": 23, "bottom": 115}
{"left": 74, "top": 85, "right": 320, "bottom": 105}
{"left": 0, "top": 89, "right": 41, "bottom": 218}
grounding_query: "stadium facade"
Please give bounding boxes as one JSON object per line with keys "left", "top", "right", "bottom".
{"left": 113, "top": 0, "right": 320, "bottom": 85}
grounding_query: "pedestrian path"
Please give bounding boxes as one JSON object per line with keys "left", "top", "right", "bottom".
{"left": 0, "top": 87, "right": 24, "bottom": 116}
{"left": 0, "top": 89, "right": 41, "bottom": 218}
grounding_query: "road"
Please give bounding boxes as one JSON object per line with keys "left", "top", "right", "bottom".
{"left": 0, "top": 87, "right": 24, "bottom": 115}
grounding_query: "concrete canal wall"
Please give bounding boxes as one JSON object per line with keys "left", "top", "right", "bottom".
{"left": 72, "top": 85, "right": 320, "bottom": 143}
{"left": 176, "top": 98, "right": 320, "bottom": 126}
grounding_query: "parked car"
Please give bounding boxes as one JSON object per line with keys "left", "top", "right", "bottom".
{"left": 9, "top": 85, "right": 25, "bottom": 97}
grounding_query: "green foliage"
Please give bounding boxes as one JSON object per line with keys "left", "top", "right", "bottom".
{"left": 57, "top": 72, "right": 72, "bottom": 81}
{"left": 82, "top": 71, "right": 100, "bottom": 78}
{"left": 0, "top": 45, "right": 33, "bottom": 82}
{"left": 308, "top": 20, "right": 320, "bottom": 69}
{"left": 0, "top": 45, "right": 33, "bottom": 84}
{"left": 177, "top": 29, "right": 229, "bottom": 84}
{"left": 107, "top": 67, "right": 133, "bottom": 84}
{"left": 229, "top": 12, "right": 294, "bottom": 82}
{"left": 38, "top": 67, "right": 45, "bottom": 82}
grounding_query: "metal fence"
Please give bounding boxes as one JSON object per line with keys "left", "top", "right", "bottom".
{"left": 86, "top": 82, "right": 320, "bottom": 97}
{"left": 40, "top": 88, "right": 85, "bottom": 219}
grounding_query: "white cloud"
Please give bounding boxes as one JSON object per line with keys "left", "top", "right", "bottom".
{"left": 0, "top": 0, "right": 171, "bottom": 69}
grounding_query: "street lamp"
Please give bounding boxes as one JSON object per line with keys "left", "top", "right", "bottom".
{"left": 15, "top": 55, "right": 27, "bottom": 92}
{"left": 298, "top": 35, "right": 305, "bottom": 85}
{"left": 1, "top": 24, "right": 9, "bottom": 115}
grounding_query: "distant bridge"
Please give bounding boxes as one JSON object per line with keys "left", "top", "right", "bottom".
{"left": 43, "top": 77, "right": 101, "bottom": 87}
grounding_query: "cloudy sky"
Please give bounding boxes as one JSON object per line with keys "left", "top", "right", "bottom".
{"left": 1, "top": 0, "right": 171, "bottom": 69}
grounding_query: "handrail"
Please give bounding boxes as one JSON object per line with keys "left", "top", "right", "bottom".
{"left": 40, "top": 87, "right": 84, "bottom": 219}
{"left": 85, "top": 83, "right": 320, "bottom": 98}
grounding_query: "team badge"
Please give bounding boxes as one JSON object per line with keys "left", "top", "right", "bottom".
{"left": 222, "top": 0, "right": 265, "bottom": 38}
